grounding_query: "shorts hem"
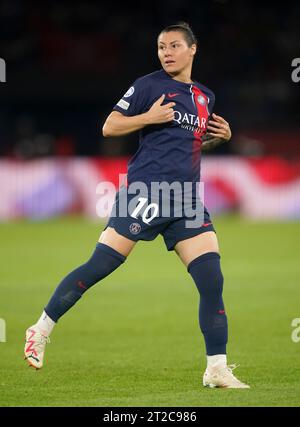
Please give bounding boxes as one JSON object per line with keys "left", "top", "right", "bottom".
{"left": 166, "top": 225, "right": 216, "bottom": 251}
{"left": 104, "top": 224, "right": 139, "bottom": 243}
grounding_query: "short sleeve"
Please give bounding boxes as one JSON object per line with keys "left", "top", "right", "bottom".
{"left": 113, "top": 78, "right": 148, "bottom": 117}
{"left": 207, "top": 91, "right": 215, "bottom": 116}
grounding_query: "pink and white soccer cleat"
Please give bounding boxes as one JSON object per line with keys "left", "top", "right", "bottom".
{"left": 24, "top": 326, "right": 50, "bottom": 369}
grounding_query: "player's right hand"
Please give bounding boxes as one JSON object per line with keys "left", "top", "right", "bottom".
{"left": 145, "top": 94, "right": 175, "bottom": 124}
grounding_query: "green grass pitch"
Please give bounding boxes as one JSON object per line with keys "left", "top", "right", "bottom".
{"left": 1, "top": 216, "right": 300, "bottom": 407}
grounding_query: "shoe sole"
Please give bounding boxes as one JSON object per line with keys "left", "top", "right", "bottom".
{"left": 203, "top": 381, "right": 250, "bottom": 389}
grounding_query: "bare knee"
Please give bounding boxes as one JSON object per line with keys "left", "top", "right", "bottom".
{"left": 98, "top": 227, "right": 136, "bottom": 257}
{"left": 175, "top": 231, "right": 219, "bottom": 267}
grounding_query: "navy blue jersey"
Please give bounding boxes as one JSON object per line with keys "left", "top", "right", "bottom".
{"left": 113, "top": 69, "right": 215, "bottom": 187}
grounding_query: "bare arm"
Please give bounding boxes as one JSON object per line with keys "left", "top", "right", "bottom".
{"left": 102, "top": 94, "right": 176, "bottom": 137}
{"left": 202, "top": 134, "right": 225, "bottom": 151}
{"left": 202, "top": 113, "right": 232, "bottom": 151}
{"left": 102, "top": 111, "right": 149, "bottom": 137}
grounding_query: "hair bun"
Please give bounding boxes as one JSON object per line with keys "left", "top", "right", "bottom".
{"left": 177, "top": 21, "right": 190, "bottom": 29}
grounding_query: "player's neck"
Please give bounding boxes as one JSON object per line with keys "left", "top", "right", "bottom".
{"left": 168, "top": 69, "right": 193, "bottom": 84}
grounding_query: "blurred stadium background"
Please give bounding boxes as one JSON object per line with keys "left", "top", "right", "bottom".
{"left": 1, "top": 0, "right": 300, "bottom": 407}
{"left": 0, "top": 0, "right": 300, "bottom": 220}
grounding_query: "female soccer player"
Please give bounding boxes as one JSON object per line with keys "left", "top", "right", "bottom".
{"left": 24, "top": 23, "right": 249, "bottom": 388}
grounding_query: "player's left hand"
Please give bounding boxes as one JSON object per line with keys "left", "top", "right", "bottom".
{"left": 206, "top": 113, "right": 232, "bottom": 141}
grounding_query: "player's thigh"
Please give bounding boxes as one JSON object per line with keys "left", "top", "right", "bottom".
{"left": 175, "top": 231, "right": 219, "bottom": 267}
{"left": 98, "top": 226, "right": 136, "bottom": 257}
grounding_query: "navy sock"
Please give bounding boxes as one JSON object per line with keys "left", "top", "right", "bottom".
{"left": 45, "top": 243, "right": 126, "bottom": 322}
{"left": 188, "top": 252, "right": 228, "bottom": 356}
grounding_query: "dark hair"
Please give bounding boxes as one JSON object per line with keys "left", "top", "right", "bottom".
{"left": 158, "top": 22, "right": 198, "bottom": 47}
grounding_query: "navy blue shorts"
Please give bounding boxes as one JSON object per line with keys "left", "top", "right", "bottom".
{"left": 104, "top": 187, "right": 215, "bottom": 251}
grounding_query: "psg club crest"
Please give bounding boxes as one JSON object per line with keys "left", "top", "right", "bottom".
{"left": 197, "top": 95, "right": 206, "bottom": 105}
{"left": 129, "top": 222, "right": 141, "bottom": 234}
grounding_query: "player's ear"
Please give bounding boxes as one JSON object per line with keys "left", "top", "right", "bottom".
{"left": 190, "top": 44, "right": 197, "bottom": 57}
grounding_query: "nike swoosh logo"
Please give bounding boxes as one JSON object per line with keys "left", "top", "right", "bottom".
{"left": 202, "top": 222, "right": 212, "bottom": 227}
{"left": 168, "top": 93, "right": 179, "bottom": 98}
